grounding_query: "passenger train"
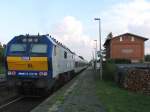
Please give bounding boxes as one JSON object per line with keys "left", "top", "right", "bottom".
{"left": 5, "top": 34, "right": 88, "bottom": 94}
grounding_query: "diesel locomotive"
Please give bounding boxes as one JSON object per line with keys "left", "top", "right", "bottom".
{"left": 5, "top": 34, "right": 88, "bottom": 94}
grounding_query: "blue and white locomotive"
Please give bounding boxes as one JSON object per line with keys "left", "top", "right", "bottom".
{"left": 5, "top": 34, "right": 87, "bottom": 94}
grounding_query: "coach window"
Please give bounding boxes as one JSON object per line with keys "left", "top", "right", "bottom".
{"left": 75, "top": 62, "right": 78, "bottom": 67}
{"left": 64, "top": 51, "right": 67, "bottom": 59}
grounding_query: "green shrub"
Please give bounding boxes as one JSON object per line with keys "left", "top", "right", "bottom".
{"left": 0, "top": 47, "right": 5, "bottom": 74}
{"left": 107, "top": 59, "right": 131, "bottom": 64}
{"left": 103, "top": 61, "right": 117, "bottom": 81}
{"left": 145, "top": 54, "right": 150, "bottom": 62}
{"left": 0, "top": 47, "right": 5, "bottom": 64}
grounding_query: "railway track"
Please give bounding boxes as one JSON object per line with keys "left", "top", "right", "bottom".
{"left": 0, "top": 96, "right": 23, "bottom": 110}
{"left": 0, "top": 96, "right": 47, "bottom": 112}
{"left": 0, "top": 79, "right": 62, "bottom": 112}
{"left": 0, "top": 83, "right": 40, "bottom": 112}
{"left": 0, "top": 70, "right": 87, "bottom": 112}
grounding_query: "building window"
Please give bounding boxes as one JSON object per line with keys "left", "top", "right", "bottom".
{"left": 131, "top": 36, "right": 135, "bottom": 41}
{"left": 64, "top": 51, "right": 67, "bottom": 59}
{"left": 120, "top": 37, "right": 123, "bottom": 41}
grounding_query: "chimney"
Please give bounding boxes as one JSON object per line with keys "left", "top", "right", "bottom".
{"left": 107, "top": 32, "right": 113, "bottom": 39}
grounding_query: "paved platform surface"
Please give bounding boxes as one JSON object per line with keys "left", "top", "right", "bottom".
{"left": 32, "top": 67, "right": 105, "bottom": 112}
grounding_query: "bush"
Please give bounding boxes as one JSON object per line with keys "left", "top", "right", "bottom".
{"left": 145, "top": 55, "right": 150, "bottom": 62}
{"left": 0, "top": 48, "right": 5, "bottom": 65}
{"left": 103, "top": 61, "right": 117, "bottom": 81}
{"left": 107, "top": 59, "right": 131, "bottom": 64}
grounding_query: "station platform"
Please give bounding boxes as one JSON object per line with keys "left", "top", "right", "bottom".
{"left": 31, "top": 67, "right": 105, "bottom": 112}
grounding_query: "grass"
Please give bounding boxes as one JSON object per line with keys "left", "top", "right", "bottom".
{"left": 56, "top": 94, "right": 65, "bottom": 103}
{"left": 96, "top": 80, "right": 150, "bottom": 112}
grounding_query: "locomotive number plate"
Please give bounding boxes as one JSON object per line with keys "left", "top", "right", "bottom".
{"left": 22, "top": 56, "right": 30, "bottom": 60}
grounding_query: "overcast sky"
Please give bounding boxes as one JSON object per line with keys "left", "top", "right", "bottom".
{"left": 0, "top": 0, "right": 150, "bottom": 61}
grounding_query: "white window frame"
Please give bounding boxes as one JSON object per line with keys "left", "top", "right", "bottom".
{"left": 131, "top": 36, "right": 135, "bottom": 41}
{"left": 120, "top": 36, "right": 123, "bottom": 41}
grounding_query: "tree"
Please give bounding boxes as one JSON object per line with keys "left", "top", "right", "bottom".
{"left": 145, "top": 54, "right": 150, "bottom": 62}
{"left": 0, "top": 44, "right": 5, "bottom": 64}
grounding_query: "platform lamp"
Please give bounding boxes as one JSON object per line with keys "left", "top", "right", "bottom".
{"left": 94, "top": 18, "right": 102, "bottom": 80}
{"left": 94, "top": 40, "right": 97, "bottom": 70}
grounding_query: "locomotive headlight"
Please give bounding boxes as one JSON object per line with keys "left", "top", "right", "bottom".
{"left": 39, "top": 72, "right": 47, "bottom": 76}
{"left": 8, "top": 71, "right": 11, "bottom": 75}
{"left": 8, "top": 71, "right": 16, "bottom": 76}
{"left": 12, "top": 71, "right": 16, "bottom": 75}
{"left": 39, "top": 72, "right": 43, "bottom": 76}
{"left": 43, "top": 72, "right": 48, "bottom": 76}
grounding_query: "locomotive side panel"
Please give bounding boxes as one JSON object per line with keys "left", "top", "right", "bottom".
{"left": 52, "top": 44, "right": 75, "bottom": 78}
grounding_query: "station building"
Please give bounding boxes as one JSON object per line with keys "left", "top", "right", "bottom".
{"left": 104, "top": 33, "right": 148, "bottom": 63}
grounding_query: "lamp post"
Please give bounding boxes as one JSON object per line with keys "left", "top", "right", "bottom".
{"left": 92, "top": 50, "right": 95, "bottom": 69}
{"left": 94, "top": 40, "right": 97, "bottom": 70}
{"left": 94, "top": 18, "right": 102, "bottom": 80}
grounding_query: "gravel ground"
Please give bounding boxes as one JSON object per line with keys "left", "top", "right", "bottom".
{"left": 32, "top": 67, "right": 105, "bottom": 112}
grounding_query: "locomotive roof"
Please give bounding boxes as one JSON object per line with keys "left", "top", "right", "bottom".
{"left": 17, "top": 34, "right": 74, "bottom": 54}
{"left": 14, "top": 34, "right": 85, "bottom": 59}
{"left": 47, "top": 35, "right": 74, "bottom": 54}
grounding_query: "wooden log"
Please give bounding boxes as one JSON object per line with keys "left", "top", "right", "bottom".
{"left": 120, "top": 68, "right": 150, "bottom": 95}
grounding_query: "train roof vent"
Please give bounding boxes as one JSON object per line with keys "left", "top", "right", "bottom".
{"left": 45, "top": 34, "right": 49, "bottom": 36}
{"left": 26, "top": 34, "right": 29, "bottom": 36}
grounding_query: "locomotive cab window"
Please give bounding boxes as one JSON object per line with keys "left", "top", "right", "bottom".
{"left": 64, "top": 51, "right": 67, "bottom": 59}
{"left": 9, "top": 44, "right": 26, "bottom": 52}
{"left": 30, "top": 44, "right": 47, "bottom": 54}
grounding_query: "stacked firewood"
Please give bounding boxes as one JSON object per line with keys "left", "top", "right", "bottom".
{"left": 121, "top": 68, "right": 150, "bottom": 95}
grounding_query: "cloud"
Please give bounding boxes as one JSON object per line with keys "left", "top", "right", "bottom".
{"left": 51, "top": 16, "right": 94, "bottom": 61}
{"left": 101, "top": 0, "right": 150, "bottom": 54}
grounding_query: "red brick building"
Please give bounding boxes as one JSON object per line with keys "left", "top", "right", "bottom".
{"left": 104, "top": 33, "right": 148, "bottom": 62}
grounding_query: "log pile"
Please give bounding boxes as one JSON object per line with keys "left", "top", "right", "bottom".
{"left": 121, "top": 68, "right": 150, "bottom": 95}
